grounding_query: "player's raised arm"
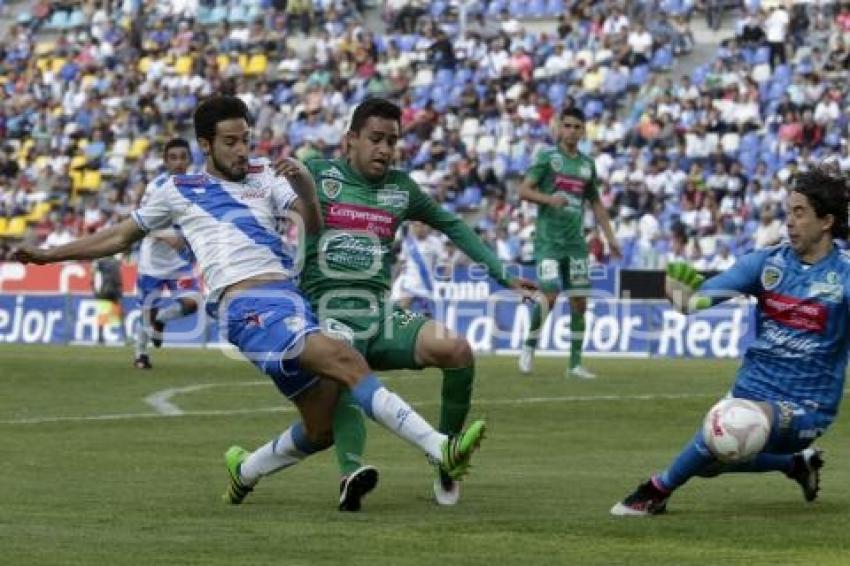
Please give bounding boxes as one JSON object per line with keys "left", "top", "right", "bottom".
{"left": 407, "top": 183, "right": 536, "bottom": 295}
{"left": 12, "top": 218, "right": 145, "bottom": 264}
{"left": 274, "top": 157, "right": 322, "bottom": 235}
{"left": 666, "top": 251, "right": 764, "bottom": 314}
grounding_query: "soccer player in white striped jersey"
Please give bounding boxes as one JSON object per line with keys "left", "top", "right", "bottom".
{"left": 133, "top": 138, "right": 202, "bottom": 369}
{"left": 12, "top": 95, "right": 486, "bottom": 510}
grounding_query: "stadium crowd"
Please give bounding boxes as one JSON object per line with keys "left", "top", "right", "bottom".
{"left": 0, "top": 0, "right": 848, "bottom": 275}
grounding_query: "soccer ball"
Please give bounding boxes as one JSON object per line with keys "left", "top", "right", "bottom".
{"left": 702, "top": 398, "right": 771, "bottom": 463}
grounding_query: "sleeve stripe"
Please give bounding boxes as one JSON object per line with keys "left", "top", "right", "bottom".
{"left": 131, "top": 211, "right": 151, "bottom": 233}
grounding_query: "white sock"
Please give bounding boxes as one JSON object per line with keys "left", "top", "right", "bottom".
{"left": 155, "top": 302, "right": 185, "bottom": 323}
{"left": 239, "top": 428, "right": 305, "bottom": 485}
{"left": 370, "top": 387, "right": 447, "bottom": 462}
{"left": 135, "top": 324, "right": 149, "bottom": 357}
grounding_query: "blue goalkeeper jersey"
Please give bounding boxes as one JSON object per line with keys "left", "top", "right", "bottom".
{"left": 699, "top": 243, "right": 850, "bottom": 422}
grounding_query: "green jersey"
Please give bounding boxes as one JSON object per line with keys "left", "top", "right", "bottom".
{"left": 526, "top": 147, "right": 599, "bottom": 259}
{"left": 301, "top": 159, "right": 510, "bottom": 302}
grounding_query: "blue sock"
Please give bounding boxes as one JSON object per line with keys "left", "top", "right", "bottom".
{"left": 657, "top": 430, "right": 715, "bottom": 491}
{"left": 719, "top": 452, "right": 794, "bottom": 474}
{"left": 287, "top": 421, "right": 330, "bottom": 455}
{"left": 350, "top": 374, "right": 382, "bottom": 418}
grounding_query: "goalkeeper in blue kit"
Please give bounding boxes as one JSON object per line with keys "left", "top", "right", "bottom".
{"left": 612, "top": 169, "right": 850, "bottom": 516}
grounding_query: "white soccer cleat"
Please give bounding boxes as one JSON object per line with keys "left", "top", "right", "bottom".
{"left": 433, "top": 469, "right": 461, "bottom": 506}
{"left": 518, "top": 346, "right": 534, "bottom": 374}
{"left": 568, "top": 365, "right": 597, "bottom": 380}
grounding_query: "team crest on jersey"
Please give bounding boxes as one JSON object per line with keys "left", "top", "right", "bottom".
{"left": 322, "top": 166, "right": 346, "bottom": 181}
{"left": 578, "top": 164, "right": 592, "bottom": 179}
{"left": 761, "top": 266, "right": 782, "bottom": 290}
{"left": 550, "top": 154, "right": 564, "bottom": 172}
{"left": 377, "top": 186, "right": 408, "bottom": 209}
{"left": 322, "top": 179, "right": 342, "bottom": 199}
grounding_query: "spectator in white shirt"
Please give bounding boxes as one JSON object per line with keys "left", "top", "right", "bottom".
{"left": 753, "top": 205, "right": 784, "bottom": 249}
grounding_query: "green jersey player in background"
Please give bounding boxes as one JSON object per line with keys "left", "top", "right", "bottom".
{"left": 301, "top": 97, "right": 536, "bottom": 510}
{"left": 517, "top": 107, "right": 621, "bottom": 380}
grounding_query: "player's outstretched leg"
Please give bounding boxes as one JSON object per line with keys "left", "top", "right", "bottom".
{"left": 301, "top": 334, "right": 488, "bottom": 482}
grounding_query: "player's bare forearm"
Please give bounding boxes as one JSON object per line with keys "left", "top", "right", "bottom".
{"left": 12, "top": 219, "right": 144, "bottom": 264}
{"left": 591, "top": 199, "right": 621, "bottom": 258}
{"left": 518, "top": 180, "right": 563, "bottom": 207}
{"left": 275, "top": 158, "right": 322, "bottom": 234}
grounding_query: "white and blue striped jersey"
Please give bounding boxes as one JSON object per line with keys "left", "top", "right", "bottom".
{"left": 131, "top": 158, "right": 298, "bottom": 301}
{"left": 137, "top": 172, "right": 194, "bottom": 278}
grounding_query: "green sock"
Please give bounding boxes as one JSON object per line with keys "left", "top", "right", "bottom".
{"left": 333, "top": 388, "right": 367, "bottom": 476}
{"left": 524, "top": 302, "right": 544, "bottom": 349}
{"left": 570, "top": 313, "right": 585, "bottom": 369}
{"left": 439, "top": 365, "right": 475, "bottom": 435}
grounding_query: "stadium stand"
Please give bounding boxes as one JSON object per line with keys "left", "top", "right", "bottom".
{"left": 0, "top": 0, "right": 847, "bottom": 272}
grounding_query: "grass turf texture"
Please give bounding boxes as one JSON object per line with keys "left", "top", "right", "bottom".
{"left": 1, "top": 345, "right": 848, "bottom": 565}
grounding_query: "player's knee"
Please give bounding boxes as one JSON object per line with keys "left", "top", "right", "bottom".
{"left": 443, "top": 336, "right": 473, "bottom": 367}
{"left": 322, "top": 339, "right": 370, "bottom": 385}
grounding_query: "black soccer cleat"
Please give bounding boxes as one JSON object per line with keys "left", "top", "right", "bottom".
{"left": 133, "top": 354, "right": 152, "bottom": 369}
{"left": 787, "top": 447, "right": 823, "bottom": 502}
{"left": 149, "top": 307, "right": 165, "bottom": 348}
{"left": 610, "top": 478, "right": 670, "bottom": 517}
{"left": 339, "top": 465, "right": 379, "bottom": 512}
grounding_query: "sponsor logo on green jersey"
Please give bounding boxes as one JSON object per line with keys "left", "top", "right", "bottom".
{"left": 377, "top": 185, "right": 409, "bottom": 209}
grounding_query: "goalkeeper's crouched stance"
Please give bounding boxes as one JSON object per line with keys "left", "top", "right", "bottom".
{"left": 612, "top": 169, "right": 850, "bottom": 516}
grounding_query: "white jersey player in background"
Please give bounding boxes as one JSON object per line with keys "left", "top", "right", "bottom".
{"left": 390, "top": 221, "right": 446, "bottom": 311}
{"left": 133, "top": 138, "right": 202, "bottom": 369}
{"left": 12, "top": 95, "right": 486, "bottom": 511}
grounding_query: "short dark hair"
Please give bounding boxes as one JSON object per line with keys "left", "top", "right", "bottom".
{"left": 349, "top": 97, "right": 401, "bottom": 133}
{"left": 163, "top": 138, "right": 191, "bottom": 154}
{"left": 193, "top": 95, "right": 250, "bottom": 143}
{"left": 791, "top": 167, "right": 849, "bottom": 239}
{"left": 560, "top": 107, "right": 585, "bottom": 122}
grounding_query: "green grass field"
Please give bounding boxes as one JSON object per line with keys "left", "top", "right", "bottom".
{"left": 1, "top": 345, "right": 849, "bottom": 565}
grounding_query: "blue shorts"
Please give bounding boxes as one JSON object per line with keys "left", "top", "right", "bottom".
{"left": 762, "top": 400, "right": 830, "bottom": 454}
{"left": 137, "top": 272, "right": 201, "bottom": 309}
{"left": 216, "top": 280, "right": 320, "bottom": 399}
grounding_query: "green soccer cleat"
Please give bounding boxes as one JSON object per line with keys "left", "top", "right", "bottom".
{"left": 223, "top": 446, "right": 254, "bottom": 504}
{"left": 440, "top": 419, "right": 487, "bottom": 480}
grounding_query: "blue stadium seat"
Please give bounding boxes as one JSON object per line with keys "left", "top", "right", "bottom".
{"left": 547, "top": 82, "right": 567, "bottom": 108}
{"left": 487, "top": 0, "right": 507, "bottom": 17}
{"left": 66, "top": 9, "right": 86, "bottom": 29}
{"left": 430, "top": 0, "right": 448, "bottom": 18}
{"left": 650, "top": 46, "right": 673, "bottom": 71}
{"left": 546, "top": 0, "right": 565, "bottom": 16}
{"left": 44, "top": 10, "right": 68, "bottom": 31}
{"left": 691, "top": 64, "right": 708, "bottom": 86}
{"left": 583, "top": 99, "right": 604, "bottom": 119}
{"left": 754, "top": 46, "right": 771, "bottom": 65}
{"left": 528, "top": 0, "right": 547, "bottom": 17}
{"left": 628, "top": 65, "right": 650, "bottom": 88}
{"left": 435, "top": 68, "right": 454, "bottom": 87}
{"left": 454, "top": 67, "right": 472, "bottom": 85}
{"left": 508, "top": 0, "right": 527, "bottom": 18}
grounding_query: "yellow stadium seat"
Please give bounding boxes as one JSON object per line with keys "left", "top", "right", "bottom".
{"left": 50, "top": 58, "right": 67, "bottom": 74}
{"left": 34, "top": 155, "right": 50, "bottom": 170}
{"left": 25, "top": 202, "right": 53, "bottom": 223}
{"left": 5, "top": 217, "right": 28, "bottom": 238}
{"left": 245, "top": 54, "right": 268, "bottom": 76}
{"left": 238, "top": 54, "right": 248, "bottom": 70}
{"left": 0, "top": 217, "right": 7, "bottom": 236}
{"left": 216, "top": 55, "right": 229, "bottom": 70}
{"left": 126, "top": 138, "right": 150, "bottom": 160}
{"left": 138, "top": 56, "right": 152, "bottom": 74}
{"left": 70, "top": 155, "right": 87, "bottom": 170}
{"left": 80, "top": 170, "right": 102, "bottom": 191}
{"left": 174, "top": 55, "right": 193, "bottom": 76}
{"left": 36, "top": 57, "right": 50, "bottom": 72}
{"left": 34, "top": 41, "right": 55, "bottom": 56}
{"left": 70, "top": 169, "right": 84, "bottom": 191}
{"left": 81, "top": 74, "right": 96, "bottom": 89}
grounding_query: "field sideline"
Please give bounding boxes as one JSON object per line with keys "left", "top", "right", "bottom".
{"left": 1, "top": 345, "right": 848, "bottom": 565}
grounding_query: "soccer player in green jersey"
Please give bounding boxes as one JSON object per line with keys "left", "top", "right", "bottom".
{"left": 517, "top": 107, "right": 621, "bottom": 379}
{"left": 300, "top": 97, "right": 536, "bottom": 510}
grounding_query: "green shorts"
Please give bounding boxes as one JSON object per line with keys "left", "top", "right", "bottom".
{"left": 317, "top": 299, "right": 430, "bottom": 371}
{"left": 536, "top": 255, "right": 591, "bottom": 294}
